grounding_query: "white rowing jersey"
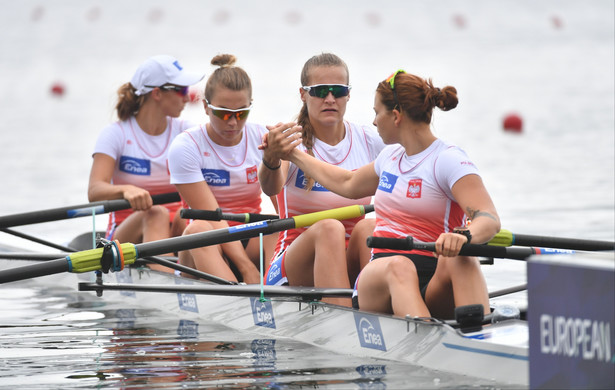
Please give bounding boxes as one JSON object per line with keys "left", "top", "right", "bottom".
{"left": 372, "top": 139, "right": 480, "bottom": 256}
{"left": 274, "top": 121, "right": 385, "bottom": 257}
{"left": 93, "top": 116, "right": 194, "bottom": 234}
{"left": 168, "top": 123, "right": 269, "bottom": 215}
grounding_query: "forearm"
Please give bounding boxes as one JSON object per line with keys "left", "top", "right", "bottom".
{"left": 467, "top": 210, "right": 501, "bottom": 244}
{"left": 88, "top": 182, "right": 135, "bottom": 202}
{"left": 221, "top": 241, "right": 259, "bottom": 276}
{"left": 258, "top": 159, "right": 286, "bottom": 196}
{"left": 290, "top": 150, "right": 363, "bottom": 199}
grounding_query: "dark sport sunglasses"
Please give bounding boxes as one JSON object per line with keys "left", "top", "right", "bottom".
{"left": 145, "top": 84, "right": 189, "bottom": 96}
{"left": 301, "top": 84, "right": 351, "bottom": 98}
{"left": 206, "top": 101, "right": 252, "bottom": 121}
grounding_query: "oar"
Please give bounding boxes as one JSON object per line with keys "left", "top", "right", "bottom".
{"left": 366, "top": 236, "right": 576, "bottom": 260}
{"left": 0, "top": 252, "right": 73, "bottom": 260}
{"left": 180, "top": 208, "right": 279, "bottom": 223}
{"left": 489, "top": 284, "right": 527, "bottom": 298}
{"left": 1, "top": 227, "right": 234, "bottom": 284}
{"left": 0, "top": 204, "right": 373, "bottom": 284}
{"left": 0, "top": 192, "right": 180, "bottom": 228}
{"left": 79, "top": 282, "right": 353, "bottom": 300}
{"left": 488, "top": 229, "right": 613, "bottom": 251}
{"left": 1, "top": 227, "right": 84, "bottom": 252}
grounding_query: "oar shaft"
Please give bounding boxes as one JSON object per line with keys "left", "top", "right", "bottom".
{"left": 510, "top": 233, "right": 613, "bottom": 251}
{"left": 1, "top": 228, "right": 76, "bottom": 252}
{"left": 78, "top": 282, "right": 354, "bottom": 299}
{"left": 0, "top": 204, "right": 372, "bottom": 284}
{"left": 0, "top": 192, "right": 180, "bottom": 228}
{"left": 138, "top": 204, "right": 372, "bottom": 258}
{"left": 489, "top": 229, "right": 614, "bottom": 251}
{"left": 137, "top": 216, "right": 297, "bottom": 258}
{"left": 0, "top": 259, "right": 69, "bottom": 283}
{"left": 181, "top": 208, "right": 279, "bottom": 223}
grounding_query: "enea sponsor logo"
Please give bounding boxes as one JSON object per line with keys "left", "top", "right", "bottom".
{"left": 251, "top": 297, "right": 276, "bottom": 328}
{"left": 177, "top": 319, "right": 199, "bottom": 339}
{"left": 119, "top": 156, "right": 151, "bottom": 176}
{"left": 175, "top": 279, "right": 198, "bottom": 313}
{"left": 377, "top": 172, "right": 397, "bottom": 193}
{"left": 251, "top": 339, "right": 277, "bottom": 361}
{"left": 67, "top": 205, "right": 105, "bottom": 218}
{"left": 295, "top": 170, "right": 329, "bottom": 191}
{"left": 115, "top": 308, "right": 136, "bottom": 329}
{"left": 356, "top": 364, "right": 387, "bottom": 377}
{"left": 354, "top": 312, "right": 387, "bottom": 351}
{"left": 202, "top": 169, "right": 230, "bottom": 186}
{"left": 116, "top": 272, "right": 135, "bottom": 297}
{"left": 265, "top": 260, "right": 282, "bottom": 284}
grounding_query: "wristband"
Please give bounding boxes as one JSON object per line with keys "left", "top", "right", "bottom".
{"left": 262, "top": 158, "right": 281, "bottom": 170}
{"left": 453, "top": 227, "right": 472, "bottom": 244}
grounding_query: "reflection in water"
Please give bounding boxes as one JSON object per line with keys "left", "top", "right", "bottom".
{"left": 0, "top": 283, "right": 513, "bottom": 389}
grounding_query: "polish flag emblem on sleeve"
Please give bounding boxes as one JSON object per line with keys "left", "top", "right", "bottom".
{"left": 406, "top": 179, "right": 422, "bottom": 198}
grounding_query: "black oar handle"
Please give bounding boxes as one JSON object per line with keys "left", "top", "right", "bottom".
{"left": 366, "top": 236, "right": 537, "bottom": 260}
{"left": 0, "top": 259, "right": 69, "bottom": 283}
{"left": 180, "top": 208, "right": 279, "bottom": 223}
{"left": 0, "top": 192, "right": 180, "bottom": 228}
{"left": 181, "top": 208, "right": 222, "bottom": 220}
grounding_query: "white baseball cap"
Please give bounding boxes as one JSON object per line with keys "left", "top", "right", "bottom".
{"left": 130, "top": 55, "right": 205, "bottom": 96}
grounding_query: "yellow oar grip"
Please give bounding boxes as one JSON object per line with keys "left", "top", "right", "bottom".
{"left": 68, "top": 243, "right": 137, "bottom": 273}
{"left": 293, "top": 205, "right": 367, "bottom": 229}
{"left": 488, "top": 229, "right": 514, "bottom": 247}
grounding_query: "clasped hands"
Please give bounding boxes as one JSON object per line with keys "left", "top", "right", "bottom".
{"left": 258, "top": 122, "right": 303, "bottom": 165}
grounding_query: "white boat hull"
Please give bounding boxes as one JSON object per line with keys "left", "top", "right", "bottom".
{"left": 0, "top": 260, "right": 529, "bottom": 386}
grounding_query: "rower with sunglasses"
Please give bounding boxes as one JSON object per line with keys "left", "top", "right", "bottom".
{"left": 88, "top": 55, "right": 204, "bottom": 271}
{"left": 259, "top": 53, "right": 385, "bottom": 307}
{"left": 274, "top": 70, "right": 500, "bottom": 320}
{"left": 168, "top": 54, "right": 277, "bottom": 284}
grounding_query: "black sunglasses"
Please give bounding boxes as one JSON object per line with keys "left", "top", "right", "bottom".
{"left": 144, "top": 84, "right": 189, "bottom": 96}
{"left": 301, "top": 84, "right": 351, "bottom": 98}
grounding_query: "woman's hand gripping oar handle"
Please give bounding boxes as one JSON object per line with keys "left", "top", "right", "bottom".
{"left": 0, "top": 192, "right": 180, "bottom": 228}
{"left": 0, "top": 204, "right": 374, "bottom": 284}
{"left": 180, "top": 208, "right": 279, "bottom": 223}
{"left": 366, "top": 236, "right": 574, "bottom": 260}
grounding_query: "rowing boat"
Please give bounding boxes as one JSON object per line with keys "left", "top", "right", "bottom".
{"left": 0, "top": 252, "right": 529, "bottom": 387}
{"left": 4, "top": 202, "right": 610, "bottom": 388}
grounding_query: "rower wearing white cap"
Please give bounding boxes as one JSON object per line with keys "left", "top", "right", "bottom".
{"left": 88, "top": 55, "right": 204, "bottom": 270}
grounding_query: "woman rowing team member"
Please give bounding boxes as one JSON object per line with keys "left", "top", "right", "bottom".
{"left": 168, "top": 54, "right": 277, "bottom": 284}
{"left": 279, "top": 70, "right": 500, "bottom": 319}
{"left": 260, "top": 53, "right": 385, "bottom": 306}
{"left": 88, "top": 55, "right": 204, "bottom": 270}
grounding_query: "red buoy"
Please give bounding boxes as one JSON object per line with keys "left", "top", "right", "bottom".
{"left": 188, "top": 88, "right": 200, "bottom": 103}
{"left": 50, "top": 82, "right": 65, "bottom": 97}
{"left": 503, "top": 113, "right": 523, "bottom": 133}
{"left": 452, "top": 14, "right": 467, "bottom": 29}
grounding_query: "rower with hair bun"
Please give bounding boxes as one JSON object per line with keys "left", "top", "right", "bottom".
{"left": 168, "top": 54, "right": 277, "bottom": 284}
{"left": 276, "top": 70, "right": 501, "bottom": 319}
{"left": 88, "top": 55, "right": 204, "bottom": 271}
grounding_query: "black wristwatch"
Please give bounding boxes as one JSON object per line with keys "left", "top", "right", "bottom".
{"left": 453, "top": 227, "right": 472, "bottom": 244}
